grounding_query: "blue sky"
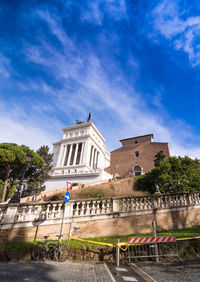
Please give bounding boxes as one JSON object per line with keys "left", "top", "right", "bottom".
{"left": 0, "top": 0, "right": 200, "bottom": 157}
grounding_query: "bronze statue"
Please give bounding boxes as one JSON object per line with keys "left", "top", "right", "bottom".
{"left": 87, "top": 112, "right": 92, "bottom": 122}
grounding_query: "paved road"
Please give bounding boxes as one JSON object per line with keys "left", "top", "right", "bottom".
{"left": 0, "top": 261, "right": 114, "bottom": 282}
{"left": 135, "top": 258, "right": 200, "bottom": 282}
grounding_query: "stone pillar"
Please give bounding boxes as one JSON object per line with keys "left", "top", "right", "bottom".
{"left": 64, "top": 203, "right": 73, "bottom": 218}
{"left": 83, "top": 140, "right": 91, "bottom": 167}
{"left": 113, "top": 199, "right": 120, "bottom": 213}
{"left": 91, "top": 147, "right": 95, "bottom": 169}
{"left": 61, "top": 145, "right": 67, "bottom": 166}
{"left": 93, "top": 149, "right": 97, "bottom": 169}
{"left": 95, "top": 152, "right": 99, "bottom": 168}
{"left": 73, "top": 143, "right": 79, "bottom": 165}
{"left": 56, "top": 144, "right": 65, "bottom": 167}
{"left": 80, "top": 142, "right": 84, "bottom": 164}
{"left": 3, "top": 205, "right": 18, "bottom": 223}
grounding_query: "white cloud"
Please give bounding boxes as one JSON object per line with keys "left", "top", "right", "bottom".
{"left": 2, "top": 6, "right": 200, "bottom": 159}
{"left": 0, "top": 101, "right": 62, "bottom": 151}
{"left": 0, "top": 54, "right": 11, "bottom": 78}
{"left": 80, "top": 0, "right": 127, "bottom": 25}
{"left": 152, "top": 0, "right": 200, "bottom": 67}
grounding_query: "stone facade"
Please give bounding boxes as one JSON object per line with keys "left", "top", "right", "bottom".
{"left": 0, "top": 192, "right": 200, "bottom": 242}
{"left": 110, "top": 134, "right": 170, "bottom": 178}
{"left": 45, "top": 122, "right": 112, "bottom": 191}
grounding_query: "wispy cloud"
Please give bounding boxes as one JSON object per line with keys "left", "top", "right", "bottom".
{"left": 0, "top": 2, "right": 200, "bottom": 159}
{"left": 152, "top": 0, "right": 200, "bottom": 67}
{"left": 80, "top": 0, "right": 127, "bottom": 25}
{"left": 20, "top": 9, "right": 200, "bottom": 157}
{"left": 0, "top": 54, "right": 10, "bottom": 78}
{"left": 0, "top": 101, "right": 61, "bottom": 151}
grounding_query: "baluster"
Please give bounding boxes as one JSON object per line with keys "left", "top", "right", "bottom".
{"left": 85, "top": 201, "right": 90, "bottom": 215}
{"left": 50, "top": 204, "right": 56, "bottom": 219}
{"left": 34, "top": 205, "right": 39, "bottom": 220}
{"left": 17, "top": 207, "right": 24, "bottom": 222}
{"left": 45, "top": 204, "right": 50, "bottom": 219}
{"left": 137, "top": 198, "right": 142, "bottom": 210}
{"left": 80, "top": 201, "right": 85, "bottom": 216}
{"left": 131, "top": 198, "right": 135, "bottom": 211}
{"left": 106, "top": 200, "right": 110, "bottom": 213}
{"left": 22, "top": 207, "right": 27, "bottom": 221}
{"left": 57, "top": 203, "right": 63, "bottom": 218}
{"left": 27, "top": 205, "right": 33, "bottom": 221}
{"left": 102, "top": 200, "right": 106, "bottom": 214}
{"left": 91, "top": 201, "right": 96, "bottom": 215}
{"left": 96, "top": 200, "right": 101, "bottom": 214}
{"left": 74, "top": 202, "right": 80, "bottom": 216}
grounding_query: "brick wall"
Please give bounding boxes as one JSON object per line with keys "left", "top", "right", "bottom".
{"left": 110, "top": 134, "right": 170, "bottom": 178}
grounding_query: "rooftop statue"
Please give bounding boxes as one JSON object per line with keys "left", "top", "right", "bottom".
{"left": 87, "top": 112, "right": 92, "bottom": 122}
{"left": 76, "top": 120, "right": 84, "bottom": 124}
{"left": 76, "top": 113, "right": 92, "bottom": 124}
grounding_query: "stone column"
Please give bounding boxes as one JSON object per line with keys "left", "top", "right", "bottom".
{"left": 56, "top": 144, "right": 65, "bottom": 167}
{"left": 73, "top": 143, "right": 79, "bottom": 165}
{"left": 3, "top": 205, "right": 18, "bottom": 223}
{"left": 83, "top": 140, "right": 91, "bottom": 167}
{"left": 61, "top": 145, "right": 67, "bottom": 167}
{"left": 80, "top": 142, "right": 84, "bottom": 164}
{"left": 91, "top": 147, "right": 95, "bottom": 169}
{"left": 93, "top": 149, "right": 97, "bottom": 169}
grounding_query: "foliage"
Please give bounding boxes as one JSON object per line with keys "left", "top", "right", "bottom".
{"left": 154, "top": 150, "right": 166, "bottom": 167}
{"left": 22, "top": 145, "right": 53, "bottom": 197}
{"left": 0, "top": 143, "right": 44, "bottom": 202}
{"left": 136, "top": 156, "right": 200, "bottom": 194}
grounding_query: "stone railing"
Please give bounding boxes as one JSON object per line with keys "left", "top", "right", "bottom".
{"left": 0, "top": 192, "right": 200, "bottom": 226}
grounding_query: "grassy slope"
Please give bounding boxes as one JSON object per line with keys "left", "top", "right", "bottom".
{"left": 2, "top": 225, "right": 200, "bottom": 250}
{"left": 45, "top": 177, "right": 149, "bottom": 201}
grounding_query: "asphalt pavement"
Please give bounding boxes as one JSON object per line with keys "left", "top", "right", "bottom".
{"left": 0, "top": 261, "right": 114, "bottom": 282}
{"left": 135, "top": 258, "right": 200, "bottom": 282}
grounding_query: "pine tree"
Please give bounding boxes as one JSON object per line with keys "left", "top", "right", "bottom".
{"left": 22, "top": 146, "right": 53, "bottom": 197}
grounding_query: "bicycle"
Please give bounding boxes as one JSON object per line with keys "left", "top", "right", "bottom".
{"left": 31, "top": 235, "right": 55, "bottom": 261}
{"left": 31, "top": 226, "right": 80, "bottom": 262}
{"left": 53, "top": 234, "right": 68, "bottom": 262}
{"left": 54, "top": 226, "right": 80, "bottom": 262}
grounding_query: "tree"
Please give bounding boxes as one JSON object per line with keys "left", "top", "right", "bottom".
{"left": 0, "top": 143, "right": 44, "bottom": 202}
{"left": 136, "top": 156, "right": 200, "bottom": 194}
{"left": 154, "top": 150, "right": 166, "bottom": 167}
{"left": 22, "top": 145, "right": 53, "bottom": 197}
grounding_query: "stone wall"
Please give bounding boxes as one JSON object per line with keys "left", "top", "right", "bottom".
{"left": 0, "top": 192, "right": 200, "bottom": 242}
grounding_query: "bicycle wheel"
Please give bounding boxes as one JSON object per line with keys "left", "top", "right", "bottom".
{"left": 31, "top": 242, "right": 47, "bottom": 261}
{"left": 47, "top": 243, "right": 56, "bottom": 260}
{"left": 54, "top": 243, "right": 68, "bottom": 262}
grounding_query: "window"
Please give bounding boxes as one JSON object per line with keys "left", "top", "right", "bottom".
{"left": 133, "top": 165, "right": 142, "bottom": 176}
{"left": 135, "top": 151, "right": 139, "bottom": 157}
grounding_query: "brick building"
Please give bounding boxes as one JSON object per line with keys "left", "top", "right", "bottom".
{"left": 110, "top": 134, "right": 170, "bottom": 178}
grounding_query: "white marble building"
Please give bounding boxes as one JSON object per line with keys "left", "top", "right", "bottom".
{"left": 45, "top": 122, "right": 112, "bottom": 191}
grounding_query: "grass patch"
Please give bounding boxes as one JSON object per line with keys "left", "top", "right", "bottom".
{"left": 1, "top": 225, "right": 199, "bottom": 250}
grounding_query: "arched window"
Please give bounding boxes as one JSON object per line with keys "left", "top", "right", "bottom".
{"left": 133, "top": 165, "right": 142, "bottom": 176}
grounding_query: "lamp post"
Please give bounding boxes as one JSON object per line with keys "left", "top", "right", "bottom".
{"left": 9, "top": 154, "right": 32, "bottom": 204}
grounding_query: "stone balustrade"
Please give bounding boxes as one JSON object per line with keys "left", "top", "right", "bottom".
{"left": 0, "top": 192, "right": 200, "bottom": 227}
